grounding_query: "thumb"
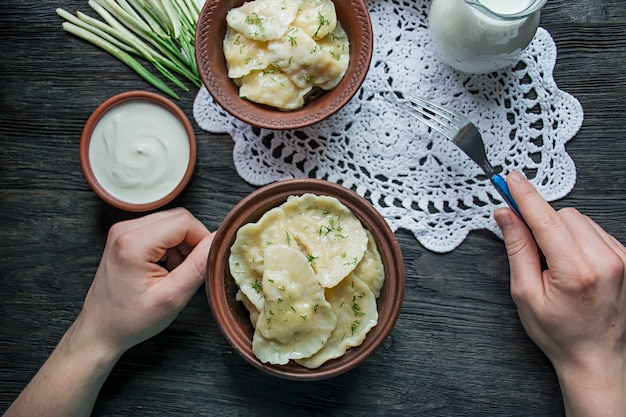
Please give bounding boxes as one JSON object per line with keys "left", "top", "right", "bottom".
{"left": 495, "top": 208, "right": 544, "bottom": 303}
{"left": 164, "top": 233, "right": 215, "bottom": 303}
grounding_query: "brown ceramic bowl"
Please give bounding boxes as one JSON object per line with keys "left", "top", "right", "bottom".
{"left": 195, "top": 0, "right": 373, "bottom": 130}
{"left": 80, "top": 91, "right": 196, "bottom": 212}
{"left": 206, "top": 179, "right": 404, "bottom": 380}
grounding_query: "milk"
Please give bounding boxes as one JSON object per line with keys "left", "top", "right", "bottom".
{"left": 478, "top": 0, "right": 532, "bottom": 14}
{"left": 429, "top": 0, "right": 542, "bottom": 74}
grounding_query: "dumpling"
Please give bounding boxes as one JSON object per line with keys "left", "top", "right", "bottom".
{"left": 314, "top": 22, "right": 350, "bottom": 90}
{"left": 282, "top": 194, "right": 368, "bottom": 288}
{"left": 239, "top": 69, "right": 311, "bottom": 110}
{"left": 226, "top": 0, "right": 302, "bottom": 41}
{"left": 353, "top": 229, "right": 385, "bottom": 298}
{"left": 267, "top": 24, "right": 348, "bottom": 90}
{"left": 229, "top": 206, "right": 292, "bottom": 311}
{"left": 223, "top": 26, "right": 270, "bottom": 78}
{"left": 236, "top": 289, "right": 260, "bottom": 328}
{"left": 222, "top": 0, "right": 351, "bottom": 111}
{"left": 296, "top": 274, "right": 378, "bottom": 369}
{"left": 229, "top": 193, "right": 386, "bottom": 369}
{"left": 252, "top": 245, "right": 337, "bottom": 365}
{"left": 292, "top": 0, "right": 337, "bottom": 40}
{"left": 267, "top": 26, "right": 320, "bottom": 89}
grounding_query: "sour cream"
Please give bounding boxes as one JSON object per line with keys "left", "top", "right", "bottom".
{"left": 88, "top": 99, "right": 191, "bottom": 205}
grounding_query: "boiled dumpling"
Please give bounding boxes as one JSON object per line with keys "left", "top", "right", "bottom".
{"left": 292, "top": 0, "right": 337, "bottom": 40}
{"left": 314, "top": 22, "right": 350, "bottom": 90}
{"left": 229, "top": 206, "right": 292, "bottom": 311}
{"left": 268, "top": 24, "right": 348, "bottom": 90}
{"left": 226, "top": 0, "right": 302, "bottom": 41}
{"left": 223, "top": 26, "right": 270, "bottom": 78}
{"left": 353, "top": 230, "right": 385, "bottom": 298}
{"left": 267, "top": 26, "right": 320, "bottom": 89}
{"left": 296, "top": 274, "right": 378, "bottom": 369}
{"left": 223, "top": 0, "right": 351, "bottom": 111}
{"left": 252, "top": 245, "right": 337, "bottom": 365}
{"left": 236, "top": 290, "right": 260, "bottom": 328}
{"left": 282, "top": 194, "right": 368, "bottom": 288}
{"left": 239, "top": 70, "right": 311, "bottom": 110}
{"left": 229, "top": 193, "right": 385, "bottom": 369}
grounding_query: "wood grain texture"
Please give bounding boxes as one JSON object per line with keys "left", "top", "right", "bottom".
{"left": 1, "top": 1, "right": 625, "bottom": 416}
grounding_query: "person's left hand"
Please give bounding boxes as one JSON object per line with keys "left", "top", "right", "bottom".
{"left": 73, "top": 207, "right": 214, "bottom": 356}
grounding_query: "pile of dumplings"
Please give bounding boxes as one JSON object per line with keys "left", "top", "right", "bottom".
{"left": 223, "top": 0, "right": 350, "bottom": 110}
{"left": 229, "top": 194, "right": 385, "bottom": 369}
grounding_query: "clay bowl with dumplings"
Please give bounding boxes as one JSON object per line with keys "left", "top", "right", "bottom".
{"left": 195, "top": 0, "right": 373, "bottom": 130}
{"left": 206, "top": 179, "right": 405, "bottom": 380}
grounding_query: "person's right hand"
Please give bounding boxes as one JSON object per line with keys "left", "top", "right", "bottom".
{"left": 494, "top": 171, "right": 626, "bottom": 417}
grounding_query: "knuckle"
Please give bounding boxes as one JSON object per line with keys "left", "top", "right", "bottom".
{"left": 557, "top": 207, "right": 581, "bottom": 218}
{"left": 538, "top": 209, "right": 563, "bottom": 230}
{"left": 566, "top": 252, "right": 625, "bottom": 292}
{"left": 504, "top": 234, "right": 535, "bottom": 259}
{"left": 509, "top": 275, "right": 536, "bottom": 305}
{"left": 109, "top": 229, "right": 139, "bottom": 262}
{"left": 509, "top": 283, "right": 526, "bottom": 304}
{"left": 568, "top": 267, "right": 598, "bottom": 292}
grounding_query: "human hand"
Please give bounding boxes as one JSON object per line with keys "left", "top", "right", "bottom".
{"left": 74, "top": 207, "right": 214, "bottom": 356}
{"left": 494, "top": 171, "right": 626, "bottom": 416}
{"left": 3, "top": 208, "right": 214, "bottom": 417}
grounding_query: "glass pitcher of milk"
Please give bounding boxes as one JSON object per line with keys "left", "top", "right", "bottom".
{"left": 429, "top": 0, "right": 547, "bottom": 74}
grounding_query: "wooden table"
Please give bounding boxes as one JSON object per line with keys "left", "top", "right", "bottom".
{"left": 1, "top": 1, "right": 625, "bottom": 415}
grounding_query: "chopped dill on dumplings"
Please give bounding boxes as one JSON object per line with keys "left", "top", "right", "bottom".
{"left": 223, "top": 0, "right": 350, "bottom": 110}
{"left": 229, "top": 194, "right": 384, "bottom": 368}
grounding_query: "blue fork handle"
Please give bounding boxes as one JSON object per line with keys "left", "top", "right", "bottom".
{"left": 490, "top": 174, "right": 526, "bottom": 223}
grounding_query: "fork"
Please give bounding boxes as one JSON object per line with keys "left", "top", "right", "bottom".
{"left": 402, "top": 96, "right": 525, "bottom": 222}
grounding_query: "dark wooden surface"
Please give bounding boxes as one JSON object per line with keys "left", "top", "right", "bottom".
{"left": 1, "top": 1, "right": 625, "bottom": 416}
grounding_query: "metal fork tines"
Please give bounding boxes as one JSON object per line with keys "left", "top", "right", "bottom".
{"left": 403, "top": 96, "right": 497, "bottom": 177}
{"left": 402, "top": 96, "right": 525, "bottom": 221}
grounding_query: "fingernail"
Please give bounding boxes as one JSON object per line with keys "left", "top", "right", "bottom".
{"left": 508, "top": 171, "right": 526, "bottom": 183}
{"left": 494, "top": 209, "right": 513, "bottom": 232}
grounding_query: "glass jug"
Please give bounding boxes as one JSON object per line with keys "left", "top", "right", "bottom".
{"left": 429, "top": 0, "right": 547, "bottom": 74}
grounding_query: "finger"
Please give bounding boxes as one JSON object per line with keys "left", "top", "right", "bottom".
{"left": 161, "top": 247, "right": 185, "bottom": 271}
{"left": 163, "top": 233, "right": 215, "bottom": 302}
{"left": 495, "top": 207, "right": 543, "bottom": 303}
{"left": 133, "top": 210, "right": 211, "bottom": 263}
{"left": 585, "top": 216, "right": 626, "bottom": 257}
{"left": 108, "top": 208, "right": 191, "bottom": 240}
{"left": 178, "top": 241, "right": 193, "bottom": 257}
{"left": 159, "top": 242, "right": 195, "bottom": 270}
{"left": 558, "top": 208, "right": 615, "bottom": 264}
{"left": 506, "top": 172, "right": 582, "bottom": 265}
{"left": 571, "top": 213, "right": 626, "bottom": 286}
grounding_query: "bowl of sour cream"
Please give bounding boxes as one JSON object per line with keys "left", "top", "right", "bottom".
{"left": 80, "top": 91, "right": 196, "bottom": 212}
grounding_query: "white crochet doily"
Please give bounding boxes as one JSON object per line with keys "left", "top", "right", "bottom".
{"left": 193, "top": 0, "right": 584, "bottom": 253}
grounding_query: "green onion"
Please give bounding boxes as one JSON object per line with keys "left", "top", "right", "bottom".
{"left": 60, "top": 21, "right": 179, "bottom": 99}
{"left": 56, "top": 0, "right": 201, "bottom": 99}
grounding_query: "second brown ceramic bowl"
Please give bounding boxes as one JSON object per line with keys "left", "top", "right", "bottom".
{"left": 206, "top": 179, "right": 405, "bottom": 380}
{"left": 195, "top": 0, "right": 373, "bottom": 130}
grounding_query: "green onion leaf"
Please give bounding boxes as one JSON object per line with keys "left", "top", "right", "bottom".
{"left": 56, "top": 0, "right": 201, "bottom": 99}
{"left": 60, "top": 20, "right": 179, "bottom": 99}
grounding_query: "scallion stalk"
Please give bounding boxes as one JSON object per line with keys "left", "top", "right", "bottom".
{"left": 56, "top": 0, "right": 201, "bottom": 99}
{"left": 60, "top": 20, "right": 179, "bottom": 99}
{"left": 57, "top": 8, "right": 135, "bottom": 54}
